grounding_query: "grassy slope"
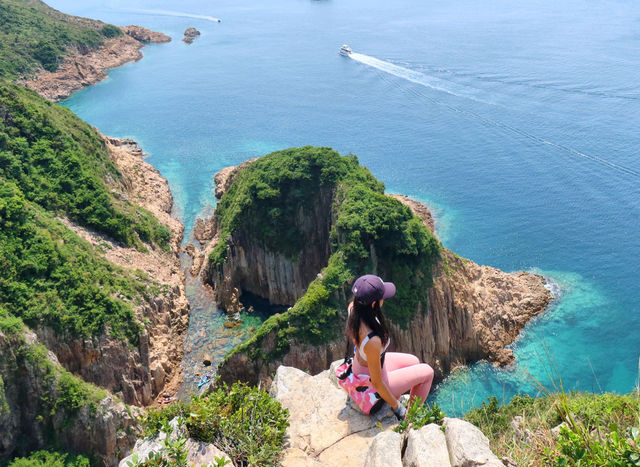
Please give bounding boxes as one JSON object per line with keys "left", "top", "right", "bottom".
{"left": 211, "top": 146, "right": 441, "bottom": 364}
{"left": 0, "top": 0, "right": 122, "bottom": 80}
{"left": 466, "top": 392, "right": 640, "bottom": 465}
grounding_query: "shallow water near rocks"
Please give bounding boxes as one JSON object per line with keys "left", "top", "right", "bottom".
{"left": 55, "top": 0, "right": 640, "bottom": 413}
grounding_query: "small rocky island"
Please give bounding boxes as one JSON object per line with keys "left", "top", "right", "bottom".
{"left": 191, "top": 146, "right": 552, "bottom": 387}
{"left": 183, "top": 27, "right": 201, "bottom": 44}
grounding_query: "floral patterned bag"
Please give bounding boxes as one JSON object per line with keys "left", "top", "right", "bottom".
{"left": 335, "top": 340, "right": 384, "bottom": 415}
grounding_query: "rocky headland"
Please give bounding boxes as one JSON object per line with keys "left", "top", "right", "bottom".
{"left": 193, "top": 148, "right": 551, "bottom": 387}
{"left": 20, "top": 25, "right": 170, "bottom": 102}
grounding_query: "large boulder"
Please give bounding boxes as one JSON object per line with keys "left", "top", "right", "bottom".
{"left": 364, "top": 431, "right": 403, "bottom": 467}
{"left": 443, "top": 418, "right": 503, "bottom": 467}
{"left": 271, "top": 365, "right": 396, "bottom": 466}
{"left": 404, "top": 423, "right": 451, "bottom": 467}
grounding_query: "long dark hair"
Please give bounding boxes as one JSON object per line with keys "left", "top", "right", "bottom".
{"left": 347, "top": 298, "right": 390, "bottom": 347}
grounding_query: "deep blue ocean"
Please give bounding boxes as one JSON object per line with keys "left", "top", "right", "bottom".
{"left": 52, "top": 0, "right": 640, "bottom": 414}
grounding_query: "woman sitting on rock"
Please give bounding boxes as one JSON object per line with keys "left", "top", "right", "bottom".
{"left": 347, "top": 274, "right": 434, "bottom": 420}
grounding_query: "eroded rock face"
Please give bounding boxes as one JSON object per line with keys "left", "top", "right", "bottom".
{"left": 42, "top": 136, "right": 189, "bottom": 406}
{"left": 20, "top": 26, "right": 170, "bottom": 102}
{"left": 271, "top": 364, "right": 501, "bottom": 467}
{"left": 0, "top": 330, "right": 142, "bottom": 466}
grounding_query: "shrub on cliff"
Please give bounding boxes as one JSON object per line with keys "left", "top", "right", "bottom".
{"left": 0, "top": 0, "right": 122, "bottom": 79}
{"left": 212, "top": 146, "right": 440, "bottom": 366}
{"left": 8, "top": 450, "right": 90, "bottom": 466}
{"left": 142, "top": 383, "right": 289, "bottom": 466}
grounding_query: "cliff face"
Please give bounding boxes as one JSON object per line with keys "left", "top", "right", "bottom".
{"left": 0, "top": 329, "right": 142, "bottom": 466}
{"left": 41, "top": 136, "right": 189, "bottom": 406}
{"left": 209, "top": 156, "right": 550, "bottom": 387}
{"left": 19, "top": 26, "right": 170, "bottom": 102}
{"left": 203, "top": 188, "right": 332, "bottom": 309}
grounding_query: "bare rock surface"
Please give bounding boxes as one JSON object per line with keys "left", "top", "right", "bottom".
{"left": 443, "top": 418, "right": 503, "bottom": 467}
{"left": 49, "top": 135, "right": 189, "bottom": 405}
{"left": 404, "top": 423, "right": 451, "bottom": 467}
{"left": 124, "top": 25, "right": 171, "bottom": 43}
{"left": 271, "top": 365, "right": 502, "bottom": 467}
{"left": 364, "top": 431, "right": 403, "bottom": 467}
{"left": 20, "top": 26, "right": 170, "bottom": 101}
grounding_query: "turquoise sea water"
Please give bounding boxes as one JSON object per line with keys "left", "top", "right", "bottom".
{"left": 53, "top": 0, "right": 640, "bottom": 414}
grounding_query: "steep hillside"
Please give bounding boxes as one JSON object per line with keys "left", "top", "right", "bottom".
{"left": 0, "top": 81, "right": 187, "bottom": 462}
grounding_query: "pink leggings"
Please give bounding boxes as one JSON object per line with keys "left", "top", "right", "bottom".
{"left": 352, "top": 352, "right": 434, "bottom": 404}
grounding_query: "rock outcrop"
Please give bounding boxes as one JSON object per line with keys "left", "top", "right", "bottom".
{"left": 0, "top": 329, "right": 142, "bottom": 466}
{"left": 182, "top": 27, "right": 201, "bottom": 44}
{"left": 271, "top": 364, "right": 502, "bottom": 467}
{"left": 204, "top": 159, "right": 551, "bottom": 386}
{"left": 20, "top": 26, "right": 170, "bottom": 102}
{"left": 42, "top": 136, "right": 189, "bottom": 406}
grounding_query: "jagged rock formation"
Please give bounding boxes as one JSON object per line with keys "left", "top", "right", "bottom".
{"left": 47, "top": 136, "right": 189, "bottom": 406}
{"left": 20, "top": 26, "right": 171, "bottom": 101}
{"left": 198, "top": 156, "right": 550, "bottom": 386}
{"left": 0, "top": 329, "right": 142, "bottom": 466}
{"left": 271, "top": 365, "right": 503, "bottom": 466}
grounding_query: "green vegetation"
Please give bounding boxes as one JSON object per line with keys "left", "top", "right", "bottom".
{"left": 0, "top": 179, "right": 152, "bottom": 342}
{"left": 7, "top": 450, "right": 90, "bottom": 467}
{"left": 393, "top": 400, "right": 445, "bottom": 434}
{"left": 0, "top": 82, "right": 170, "bottom": 249}
{"left": 214, "top": 146, "right": 440, "bottom": 364}
{"left": 466, "top": 392, "right": 640, "bottom": 466}
{"left": 141, "top": 383, "right": 289, "bottom": 466}
{"left": 0, "top": 0, "right": 121, "bottom": 79}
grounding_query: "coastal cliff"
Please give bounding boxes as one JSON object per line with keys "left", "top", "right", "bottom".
{"left": 20, "top": 26, "right": 170, "bottom": 102}
{"left": 0, "top": 81, "right": 188, "bottom": 463}
{"left": 194, "top": 147, "right": 551, "bottom": 386}
{"left": 39, "top": 136, "right": 189, "bottom": 406}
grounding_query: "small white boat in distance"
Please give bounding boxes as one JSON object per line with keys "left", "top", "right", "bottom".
{"left": 339, "top": 44, "right": 352, "bottom": 56}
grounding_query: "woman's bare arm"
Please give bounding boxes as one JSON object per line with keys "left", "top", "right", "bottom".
{"left": 363, "top": 337, "right": 398, "bottom": 409}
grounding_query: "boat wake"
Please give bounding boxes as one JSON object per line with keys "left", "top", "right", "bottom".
{"left": 347, "top": 51, "right": 640, "bottom": 178}
{"left": 350, "top": 52, "right": 496, "bottom": 105}
{"left": 127, "top": 8, "right": 221, "bottom": 23}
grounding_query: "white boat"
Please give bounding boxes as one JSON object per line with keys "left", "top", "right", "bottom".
{"left": 339, "top": 44, "right": 352, "bottom": 56}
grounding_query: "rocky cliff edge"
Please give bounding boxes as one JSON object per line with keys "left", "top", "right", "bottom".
{"left": 271, "top": 364, "right": 505, "bottom": 467}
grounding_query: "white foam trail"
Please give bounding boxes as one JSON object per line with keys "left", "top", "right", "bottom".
{"left": 350, "top": 52, "right": 495, "bottom": 105}
{"left": 128, "top": 8, "right": 221, "bottom": 23}
{"left": 347, "top": 51, "right": 640, "bottom": 178}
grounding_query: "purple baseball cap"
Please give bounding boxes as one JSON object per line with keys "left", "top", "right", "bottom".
{"left": 352, "top": 274, "right": 396, "bottom": 304}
